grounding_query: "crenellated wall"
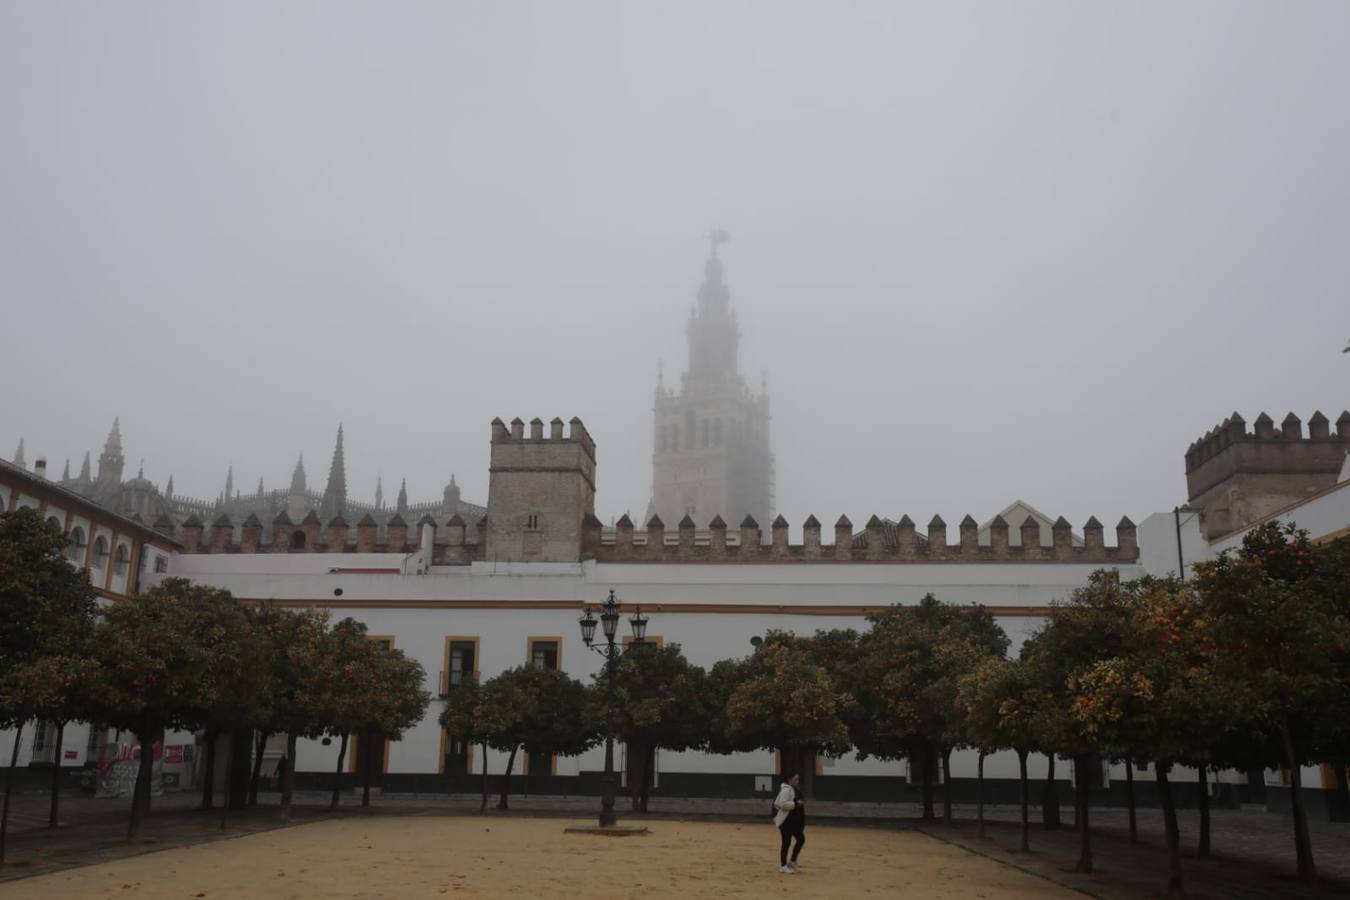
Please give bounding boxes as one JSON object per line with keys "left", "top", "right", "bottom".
{"left": 584, "top": 512, "right": 1138, "bottom": 564}
{"left": 1185, "top": 410, "right": 1349, "bottom": 538}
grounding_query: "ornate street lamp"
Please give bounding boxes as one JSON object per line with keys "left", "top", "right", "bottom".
{"left": 579, "top": 589, "right": 649, "bottom": 827}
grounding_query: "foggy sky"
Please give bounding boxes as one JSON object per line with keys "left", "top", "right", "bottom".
{"left": 2, "top": 2, "right": 1347, "bottom": 534}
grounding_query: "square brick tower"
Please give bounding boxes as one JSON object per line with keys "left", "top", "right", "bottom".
{"left": 1185, "top": 410, "right": 1349, "bottom": 539}
{"left": 485, "top": 416, "right": 597, "bottom": 562}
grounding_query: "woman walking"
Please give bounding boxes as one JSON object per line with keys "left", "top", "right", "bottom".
{"left": 774, "top": 772, "right": 806, "bottom": 874}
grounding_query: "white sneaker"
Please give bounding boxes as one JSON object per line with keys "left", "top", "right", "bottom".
{"left": 779, "top": 865, "right": 795, "bottom": 875}
{"left": 788, "top": 862, "right": 801, "bottom": 872}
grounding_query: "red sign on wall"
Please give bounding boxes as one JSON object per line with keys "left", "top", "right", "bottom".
{"left": 64, "top": 750, "right": 78, "bottom": 759}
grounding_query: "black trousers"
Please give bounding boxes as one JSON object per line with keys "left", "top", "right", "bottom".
{"left": 779, "top": 821, "right": 805, "bottom": 866}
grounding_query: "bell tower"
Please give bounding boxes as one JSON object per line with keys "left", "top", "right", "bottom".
{"left": 649, "top": 233, "right": 774, "bottom": 535}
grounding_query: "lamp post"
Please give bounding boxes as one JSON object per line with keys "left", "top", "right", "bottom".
{"left": 579, "top": 589, "right": 649, "bottom": 828}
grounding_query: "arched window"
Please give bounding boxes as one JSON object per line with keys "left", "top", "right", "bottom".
{"left": 46, "top": 515, "right": 61, "bottom": 530}
{"left": 92, "top": 536, "right": 109, "bottom": 570}
{"left": 114, "top": 544, "right": 130, "bottom": 576}
{"left": 68, "top": 527, "right": 86, "bottom": 562}
{"left": 290, "top": 530, "right": 306, "bottom": 550}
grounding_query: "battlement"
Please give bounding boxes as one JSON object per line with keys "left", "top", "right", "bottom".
{"left": 1185, "top": 410, "right": 1349, "bottom": 538}
{"left": 584, "top": 512, "right": 1138, "bottom": 564}
{"left": 173, "top": 508, "right": 1138, "bottom": 566}
{"left": 490, "top": 416, "right": 596, "bottom": 460}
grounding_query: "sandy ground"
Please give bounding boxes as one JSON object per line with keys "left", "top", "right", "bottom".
{"left": 2, "top": 817, "right": 1078, "bottom": 899}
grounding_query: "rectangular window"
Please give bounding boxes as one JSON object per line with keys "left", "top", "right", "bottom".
{"left": 442, "top": 637, "right": 479, "bottom": 694}
{"left": 528, "top": 638, "right": 559, "bottom": 670}
{"left": 87, "top": 725, "right": 102, "bottom": 756}
{"left": 526, "top": 514, "right": 539, "bottom": 530}
{"left": 623, "top": 635, "right": 664, "bottom": 650}
{"left": 154, "top": 555, "right": 169, "bottom": 573}
{"left": 33, "top": 721, "right": 48, "bottom": 752}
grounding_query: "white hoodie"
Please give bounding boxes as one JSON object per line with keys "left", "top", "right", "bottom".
{"left": 773, "top": 782, "right": 800, "bottom": 827}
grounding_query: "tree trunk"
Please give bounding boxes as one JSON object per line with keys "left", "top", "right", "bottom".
{"left": 279, "top": 733, "right": 298, "bottom": 821}
{"left": 1074, "top": 754, "right": 1092, "bottom": 873}
{"left": 919, "top": 744, "right": 935, "bottom": 820}
{"left": 248, "top": 730, "right": 268, "bottom": 806}
{"left": 1125, "top": 758, "right": 1137, "bottom": 843}
{"left": 330, "top": 733, "right": 348, "bottom": 810}
{"left": 1017, "top": 749, "right": 1030, "bottom": 853}
{"left": 976, "top": 750, "right": 986, "bottom": 840}
{"left": 628, "top": 740, "right": 645, "bottom": 812}
{"left": 498, "top": 746, "right": 518, "bottom": 809}
{"left": 1332, "top": 758, "right": 1350, "bottom": 823}
{"left": 641, "top": 742, "right": 656, "bottom": 813}
{"left": 1197, "top": 766, "right": 1211, "bottom": 858}
{"left": 47, "top": 722, "right": 66, "bottom": 828}
{"left": 479, "top": 741, "right": 489, "bottom": 813}
{"left": 128, "top": 728, "right": 157, "bottom": 840}
{"left": 1042, "top": 754, "right": 1061, "bottom": 829}
{"left": 360, "top": 731, "right": 372, "bottom": 808}
{"left": 226, "top": 732, "right": 249, "bottom": 810}
{"left": 0, "top": 723, "right": 23, "bottom": 864}
{"left": 1156, "top": 761, "right": 1185, "bottom": 898}
{"left": 941, "top": 746, "right": 954, "bottom": 825}
{"left": 1278, "top": 718, "right": 1316, "bottom": 884}
{"left": 200, "top": 730, "right": 217, "bottom": 809}
{"left": 219, "top": 732, "right": 231, "bottom": 832}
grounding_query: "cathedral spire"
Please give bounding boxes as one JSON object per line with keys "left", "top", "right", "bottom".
{"left": 12, "top": 438, "right": 24, "bottom": 468}
{"left": 97, "top": 417, "right": 125, "bottom": 484}
{"left": 256, "top": 477, "right": 264, "bottom": 496}
{"left": 166, "top": 474, "right": 174, "bottom": 497}
{"left": 79, "top": 451, "right": 91, "bottom": 482}
{"left": 323, "top": 424, "right": 348, "bottom": 519}
{"left": 397, "top": 478, "right": 408, "bottom": 514}
{"left": 224, "top": 465, "right": 234, "bottom": 501}
{"left": 290, "top": 453, "right": 306, "bottom": 494}
{"left": 375, "top": 475, "right": 384, "bottom": 510}
{"left": 687, "top": 231, "right": 739, "bottom": 382}
{"left": 61, "top": 459, "right": 71, "bottom": 481}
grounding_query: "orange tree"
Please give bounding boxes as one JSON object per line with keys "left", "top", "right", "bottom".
{"left": 438, "top": 676, "right": 495, "bottom": 811}
{"left": 960, "top": 657, "right": 1041, "bottom": 847}
{"left": 1021, "top": 571, "right": 1138, "bottom": 873}
{"left": 254, "top": 605, "right": 334, "bottom": 820}
{"left": 1070, "top": 576, "right": 1221, "bottom": 898}
{"left": 0, "top": 509, "right": 99, "bottom": 858}
{"left": 586, "top": 642, "right": 712, "bottom": 812}
{"left": 716, "top": 632, "right": 851, "bottom": 799}
{"left": 849, "top": 598, "right": 1007, "bottom": 821}
{"left": 319, "top": 619, "right": 383, "bottom": 810}
{"left": 317, "top": 626, "right": 426, "bottom": 809}
{"left": 1305, "top": 535, "right": 1350, "bottom": 821}
{"left": 1192, "top": 523, "right": 1350, "bottom": 885}
{"left": 90, "top": 579, "right": 258, "bottom": 838}
{"left": 470, "top": 665, "right": 593, "bottom": 809}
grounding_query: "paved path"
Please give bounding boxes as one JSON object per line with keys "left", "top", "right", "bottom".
{"left": 2, "top": 787, "right": 1348, "bottom": 898}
